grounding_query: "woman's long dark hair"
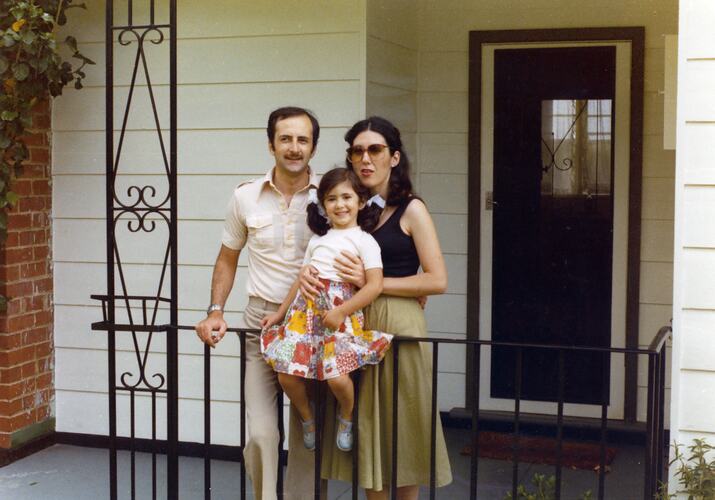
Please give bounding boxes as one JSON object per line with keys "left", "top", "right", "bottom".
{"left": 307, "top": 168, "right": 382, "bottom": 236}
{"left": 344, "top": 116, "right": 414, "bottom": 206}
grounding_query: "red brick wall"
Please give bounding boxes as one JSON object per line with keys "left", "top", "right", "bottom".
{"left": 0, "top": 101, "right": 53, "bottom": 449}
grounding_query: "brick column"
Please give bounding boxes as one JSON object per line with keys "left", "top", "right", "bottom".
{"left": 0, "top": 101, "right": 54, "bottom": 464}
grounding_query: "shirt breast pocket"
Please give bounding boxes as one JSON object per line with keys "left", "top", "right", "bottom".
{"left": 246, "top": 214, "right": 275, "bottom": 248}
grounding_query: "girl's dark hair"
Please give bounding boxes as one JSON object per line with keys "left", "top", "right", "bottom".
{"left": 307, "top": 168, "right": 382, "bottom": 236}
{"left": 344, "top": 116, "right": 414, "bottom": 206}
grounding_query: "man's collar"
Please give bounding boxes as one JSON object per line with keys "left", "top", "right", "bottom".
{"left": 260, "top": 166, "right": 318, "bottom": 195}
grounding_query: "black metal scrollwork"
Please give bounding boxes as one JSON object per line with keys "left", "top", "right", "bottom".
{"left": 541, "top": 101, "right": 587, "bottom": 175}
{"left": 100, "top": 10, "right": 174, "bottom": 394}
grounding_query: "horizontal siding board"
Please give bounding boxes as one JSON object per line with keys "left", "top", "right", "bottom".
{"left": 53, "top": 81, "right": 363, "bottom": 132}
{"left": 639, "top": 261, "right": 674, "bottom": 305}
{"left": 642, "top": 133, "right": 675, "bottom": 179}
{"left": 54, "top": 174, "right": 272, "bottom": 220}
{"left": 643, "top": 91, "right": 665, "bottom": 137}
{"left": 416, "top": 1, "right": 676, "bottom": 51}
{"left": 682, "top": 249, "right": 715, "bottom": 309}
{"left": 644, "top": 47, "right": 666, "bottom": 93}
{"left": 444, "top": 254, "right": 467, "bottom": 295}
{"left": 367, "top": 0, "right": 418, "bottom": 49}
{"left": 679, "top": 0, "right": 715, "bottom": 59}
{"left": 55, "top": 219, "right": 240, "bottom": 267}
{"left": 636, "top": 387, "right": 671, "bottom": 426}
{"left": 64, "top": 0, "right": 363, "bottom": 43}
{"left": 641, "top": 219, "right": 675, "bottom": 262}
{"left": 420, "top": 173, "right": 468, "bottom": 214}
{"left": 367, "top": 36, "right": 418, "bottom": 91}
{"left": 53, "top": 128, "right": 350, "bottom": 176}
{"left": 680, "top": 123, "right": 715, "bottom": 184}
{"left": 424, "top": 294, "right": 466, "bottom": 334}
{"left": 436, "top": 341, "right": 467, "bottom": 375}
{"left": 56, "top": 389, "right": 244, "bottom": 445}
{"left": 679, "top": 310, "right": 715, "bottom": 372}
{"left": 55, "top": 304, "right": 247, "bottom": 354}
{"left": 78, "top": 33, "right": 362, "bottom": 88}
{"left": 56, "top": 348, "right": 243, "bottom": 405}
{"left": 636, "top": 346, "right": 672, "bottom": 388}
{"left": 366, "top": 83, "right": 417, "bottom": 134}
{"left": 437, "top": 372, "right": 466, "bottom": 410}
{"left": 679, "top": 59, "right": 715, "bottom": 120}
{"left": 638, "top": 304, "right": 673, "bottom": 345}
{"left": 642, "top": 177, "right": 676, "bottom": 220}
{"left": 419, "top": 51, "right": 468, "bottom": 93}
{"left": 678, "top": 371, "right": 715, "bottom": 433}
{"left": 418, "top": 92, "right": 468, "bottom": 133}
{"left": 418, "top": 132, "right": 468, "bottom": 175}
{"left": 683, "top": 186, "right": 715, "bottom": 248}
{"left": 402, "top": 133, "right": 418, "bottom": 178}
{"left": 432, "top": 213, "right": 467, "bottom": 255}
{"left": 56, "top": 391, "right": 109, "bottom": 435}
{"left": 54, "top": 262, "right": 249, "bottom": 312}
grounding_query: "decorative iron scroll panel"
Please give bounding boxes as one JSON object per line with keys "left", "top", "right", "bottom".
{"left": 92, "top": 1, "right": 178, "bottom": 499}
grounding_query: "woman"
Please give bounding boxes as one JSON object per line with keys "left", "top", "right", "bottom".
{"left": 303, "top": 117, "right": 452, "bottom": 499}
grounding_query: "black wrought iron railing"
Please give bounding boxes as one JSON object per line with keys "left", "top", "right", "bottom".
{"left": 90, "top": 295, "right": 670, "bottom": 500}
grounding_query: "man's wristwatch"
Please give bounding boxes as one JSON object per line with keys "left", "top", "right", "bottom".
{"left": 206, "top": 303, "right": 223, "bottom": 315}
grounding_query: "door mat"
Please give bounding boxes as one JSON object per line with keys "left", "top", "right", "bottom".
{"left": 460, "top": 431, "right": 617, "bottom": 470}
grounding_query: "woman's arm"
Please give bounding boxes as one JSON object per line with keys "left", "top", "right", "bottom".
{"left": 381, "top": 199, "right": 447, "bottom": 298}
{"left": 322, "top": 268, "right": 383, "bottom": 329}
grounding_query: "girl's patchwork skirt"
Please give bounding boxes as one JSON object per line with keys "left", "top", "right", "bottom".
{"left": 260, "top": 279, "right": 393, "bottom": 380}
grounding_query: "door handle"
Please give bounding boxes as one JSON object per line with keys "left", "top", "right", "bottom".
{"left": 486, "top": 191, "right": 498, "bottom": 210}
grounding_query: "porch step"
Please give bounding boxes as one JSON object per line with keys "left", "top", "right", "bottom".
{"left": 444, "top": 408, "right": 662, "bottom": 445}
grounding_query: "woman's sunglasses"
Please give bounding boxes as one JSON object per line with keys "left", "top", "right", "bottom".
{"left": 346, "top": 144, "right": 389, "bottom": 163}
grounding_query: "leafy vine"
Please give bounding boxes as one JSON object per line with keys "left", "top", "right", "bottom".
{"left": 0, "top": 0, "right": 94, "bottom": 239}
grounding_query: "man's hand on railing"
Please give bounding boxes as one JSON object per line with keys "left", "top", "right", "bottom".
{"left": 195, "top": 312, "right": 227, "bottom": 348}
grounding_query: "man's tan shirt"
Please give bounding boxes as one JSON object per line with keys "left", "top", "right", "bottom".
{"left": 221, "top": 168, "right": 319, "bottom": 304}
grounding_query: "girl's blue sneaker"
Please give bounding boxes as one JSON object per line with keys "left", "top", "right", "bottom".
{"left": 302, "top": 419, "right": 316, "bottom": 451}
{"left": 336, "top": 416, "right": 353, "bottom": 452}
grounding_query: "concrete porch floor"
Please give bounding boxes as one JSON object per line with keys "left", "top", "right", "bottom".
{"left": 0, "top": 428, "right": 648, "bottom": 499}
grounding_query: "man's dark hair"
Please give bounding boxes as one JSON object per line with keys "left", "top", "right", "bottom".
{"left": 267, "top": 106, "right": 320, "bottom": 149}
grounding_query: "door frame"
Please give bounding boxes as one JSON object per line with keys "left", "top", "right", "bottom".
{"left": 466, "top": 27, "right": 645, "bottom": 421}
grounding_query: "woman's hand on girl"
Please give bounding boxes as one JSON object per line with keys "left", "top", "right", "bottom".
{"left": 298, "top": 264, "right": 323, "bottom": 301}
{"left": 322, "top": 307, "right": 347, "bottom": 330}
{"left": 261, "top": 311, "right": 284, "bottom": 330}
{"left": 334, "top": 251, "right": 366, "bottom": 288}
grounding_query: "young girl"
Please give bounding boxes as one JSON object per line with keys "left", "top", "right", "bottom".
{"left": 260, "top": 167, "right": 393, "bottom": 452}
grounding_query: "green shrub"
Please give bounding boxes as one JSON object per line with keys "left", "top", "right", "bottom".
{"left": 656, "top": 439, "right": 715, "bottom": 500}
{"left": 504, "top": 473, "right": 592, "bottom": 500}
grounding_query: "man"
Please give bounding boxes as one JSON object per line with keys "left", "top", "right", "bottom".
{"left": 195, "top": 106, "right": 320, "bottom": 500}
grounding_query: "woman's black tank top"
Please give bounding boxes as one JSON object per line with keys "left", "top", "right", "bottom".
{"left": 372, "top": 197, "right": 420, "bottom": 278}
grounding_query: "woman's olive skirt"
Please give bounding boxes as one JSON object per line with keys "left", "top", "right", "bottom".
{"left": 320, "top": 295, "right": 453, "bottom": 491}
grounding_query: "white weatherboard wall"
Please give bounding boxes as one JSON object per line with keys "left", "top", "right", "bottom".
{"left": 365, "top": 2, "right": 468, "bottom": 412}
{"left": 53, "top": 1, "right": 367, "bottom": 444}
{"left": 415, "top": 0, "right": 678, "bottom": 419}
{"left": 366, "top": 0, "right": 418, "bottom": 186}
{"left": 670, "top": 0, "right": 715, "bottom": 471}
